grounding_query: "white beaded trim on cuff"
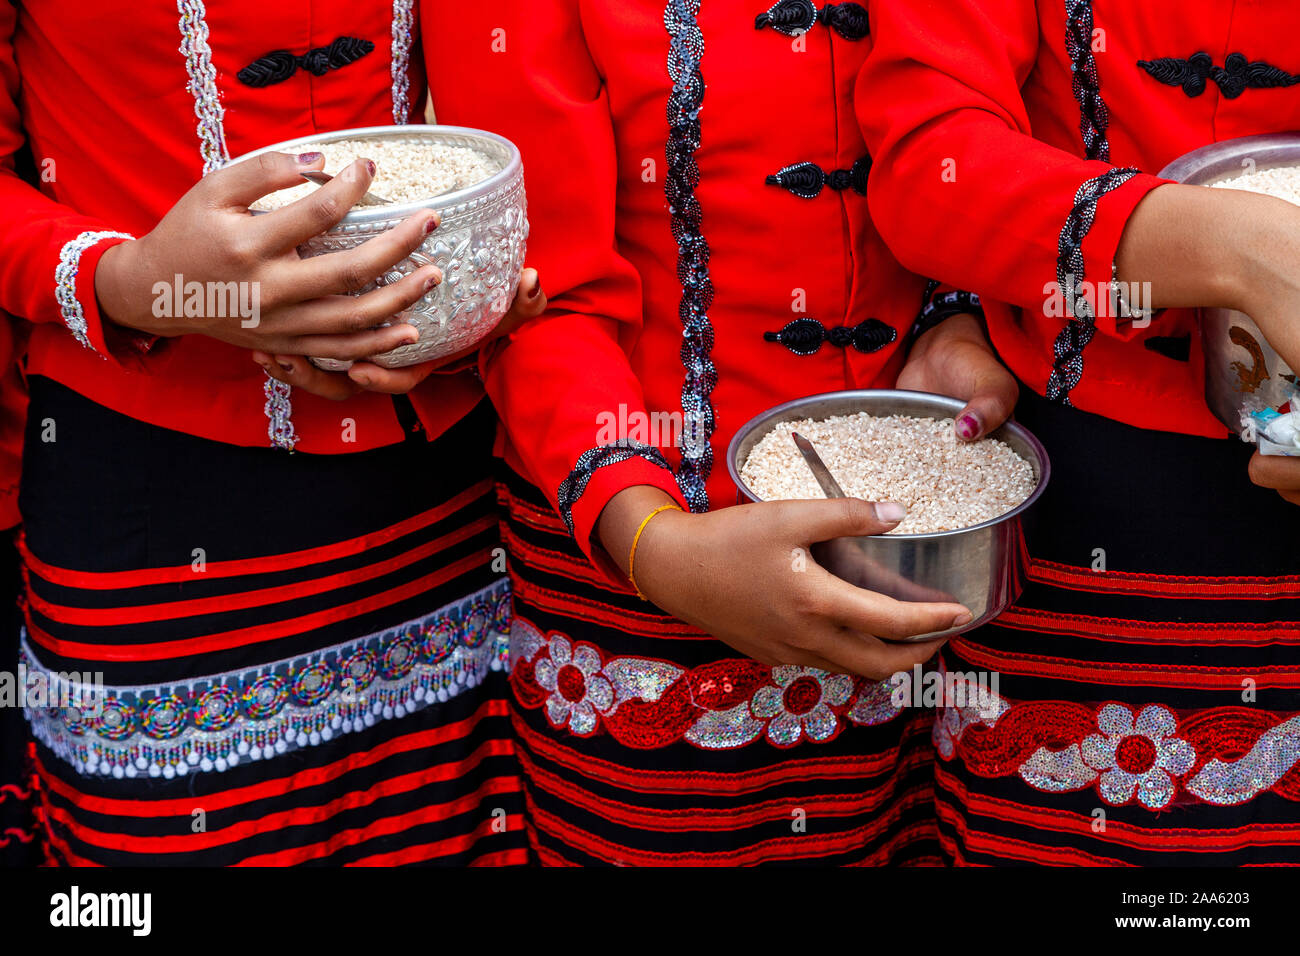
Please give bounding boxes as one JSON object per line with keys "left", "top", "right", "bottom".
{"left": 54, "top": 230, "right": 135, "bottom": 353}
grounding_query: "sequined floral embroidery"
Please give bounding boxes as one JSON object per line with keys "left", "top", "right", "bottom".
{"left": 510, "top": 618, "right": 905, "bottom": 750}
{"left": 751, "top": 666, "right": 853, "bottom": 747}
{"left": 937, "top": 680, "right": 1300, "bottom": 809}
{"left": 534, "top": 635, "right": 615, "bottom": 736}
{"left": 1080, "top": 704, "right": 1196, "bottom": 809}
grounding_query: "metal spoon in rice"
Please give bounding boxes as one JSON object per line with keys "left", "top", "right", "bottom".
{"left": 299, "top": 169, "right": 392, "bottom": 207}
{"left": 791, "top": 431, "right": 848, "bottom": 500}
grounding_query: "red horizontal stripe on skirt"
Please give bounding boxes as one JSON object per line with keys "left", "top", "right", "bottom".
{"left": 467, "top": 848, "right": 534, "bottom": 867}
{"left": 343, "top": 815, "right": 525, "bottom": 867}
{"left": 950, "top": 638, "right": 1300, "bottom": 689}
{"left": 232, "top": 785, "right": 524, "bottom": 866}
{"left": 496, "top": 486, "right": 569, "bottom": 535}
{"left": 511, "top": 575, "right": 713, "bottom": 640}
{"left": 993, "top": 607, "right": 1300, "bottom": 647}
{"left": 533, "top": 840, "right": 579, "bottom": 867}
{"left": 935, "top": 796, "right": 1131, "bottom": 866}
{"left": 1028, "top": 558, "right": 1300, "bottom": 600}
{"left": 26, "top": 514, "right": 496, "bottom": 627}
{"left": 937, "top": 769, "right": 1300, "bottom": 852}
{"left": 523, "top": 788, "right": 932, "bottom": 866}
{"left": 18, "top": 478, "right": 493, "bottom": 590}
{"left": 38, "top": 813, "right": 103, "bottom": 867}
{"left": 27, "top": 549, "right": 493, "bottom": 662}
{"left": 500, "top": 523, "right": 623, "bottom": 593}
{"left": 36, "top": 698, "right": 509, "bottom": 817}
{"left": 516, "top": 744, "right": 934, "bottom": 833}
{"left": 511, "top": 707, "right": 926, "bottom": 795}
{"left": 39, "top": 741, "right": 518, "bottom": 855}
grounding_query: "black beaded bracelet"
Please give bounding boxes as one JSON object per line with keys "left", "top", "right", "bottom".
{"left": 911, "top": 288, "right": 984, "bottom": 341}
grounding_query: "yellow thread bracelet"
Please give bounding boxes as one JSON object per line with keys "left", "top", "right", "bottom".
{"left": 627, "top": 503, "right": 683, "bottom": 601}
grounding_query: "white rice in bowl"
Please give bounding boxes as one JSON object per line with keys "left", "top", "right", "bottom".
{"left": 249, "top": 139, "right": 500, "bottom": 211}
{"left": 1210, "top": 165, "right": 1300, "bottom": 204}
{"left": 740, "top": 413, "right": 1037, "bottom": 534}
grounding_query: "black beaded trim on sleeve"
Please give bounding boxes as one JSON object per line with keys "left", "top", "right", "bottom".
{"left": 766, "top": 156, "right": 870, "bottom": 198}
{"left": 1045, "top": 167, "right": 1140, "bottom": 404}
{"left": 911, "top": 289, "right": 984, "bottom": 341}
{"left": 755, "top": 0, "right": 868, "bottom": 40}
{"left": 556, "top": 441, "right": 678, "bottom": 537}
{"left": 1064, "top": 0, "right": 1112, "bottom": 162}
{"left": 1138, "top": 52, "right": 1300, "bottom": 99}
{"left": 764, "top": 317, "right": 897, "bottom": 355}
{"left": 664, "top": 0, "right": 716, "bottom": 515}
{"left": 237, "top": 36, "right": 375, "bottom": 88}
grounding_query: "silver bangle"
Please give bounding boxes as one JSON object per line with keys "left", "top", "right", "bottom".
{"left": 1111, "top": 260, "right": 1154, "bottom": 323}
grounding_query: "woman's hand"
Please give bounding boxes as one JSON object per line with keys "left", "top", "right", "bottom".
{"left": 597, "top": 486, "right": 972, "bottom": 679}
{"left": 1247, "top": 453, "right": 1300, "bottom": 506}
{"left": 95, "top": 151, "right": 439, "bottom": 362}
{"left": 896, "top": 313, "right": 1018, "bottom": 441}
{"left": 255, "top": 268, "right": 547, "bottom": 399}
{"left": 1117, "top": 185, "right": 1300, "bottom": 507}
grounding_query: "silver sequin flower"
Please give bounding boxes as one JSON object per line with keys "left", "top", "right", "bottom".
{"left": 534, "top": 635, "right": 614, "bottom": 736}
{"left": 1081, "top": 703, "right": 1196, "bottom": 809}
{"left": 749, "top": 666, "right": 852, "bottom": 747}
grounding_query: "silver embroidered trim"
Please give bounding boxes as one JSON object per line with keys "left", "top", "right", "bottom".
{"left": 390, "top": 0, "right": 416, "bottom": 124}
{"left": 263, "top": 376, "right": 299, "bottom": 450}
{"left": 24, "top": 580, "right": 511, "bottom": 778}
{"left": 177, "top": 0, "right": 229, "bottom": 175}
{"left": 54, "top": 231, "right": 136, "bottom": 353}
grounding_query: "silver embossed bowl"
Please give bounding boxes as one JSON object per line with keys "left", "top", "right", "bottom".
{"left": 728, "top": 390, "right": 1050, "bottom": 643}
{"left": 1160, "top": 133, "right": 1300, "bottom": 433}
{"left": 231, "top": 124, "right": 528, "bottom": 369}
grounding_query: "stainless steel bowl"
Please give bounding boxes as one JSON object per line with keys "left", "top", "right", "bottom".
{"left": 230, "top": 124, "right": 528, "bottom": 369}
{"left": 727, "top": 390, "right": 1051, "bottom": 643}
{"left": 1160, "top": 133, "right": 1300, "bottom": 433}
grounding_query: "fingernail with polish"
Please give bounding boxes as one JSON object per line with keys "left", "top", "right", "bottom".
{"left": 874, "top": 501, "right": 908, "bottom": 523}
{"left": 277, "top": 361, "right": 294, "bottom": 374}
{"left": 423, "top": 217, "right": 439, "bottom": 235}
{"left": 955, "top": 413, "right": 982, "bottom": 441}
{"left": 297, "top": 151, "right": 322, "bottom": 165}
{"left": 365, "top": 159, "right": 376, "bottom": 176}
{"left": 423, "top": 272, "right": 441, "bottom": 292}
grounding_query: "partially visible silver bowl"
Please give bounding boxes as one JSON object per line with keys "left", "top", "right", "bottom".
{"left": 231, "top": 124, "right": 528, "bottom": 369}
{"left": 1160, "top": 133, "right": 1300, "bottom": 433}
{"left": 727, "top": 390, "right": 1051, "bottom": 643}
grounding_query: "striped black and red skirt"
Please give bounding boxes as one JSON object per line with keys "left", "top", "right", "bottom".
{"left": 499, "top": 468, "right": 940, "bottom": 865}
{"left": 18, "top": 377, "right": 527, "bottom": 866}
{"left": 935, "top": 389, "right": 1300, "bottom": 865}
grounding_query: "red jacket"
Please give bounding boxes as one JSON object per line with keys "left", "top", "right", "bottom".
{"left": 0, "top": 314, "right": 22, "bottom": 529}
{"left": 430, "top": 1, "right": 931, "bottom": 572}
{"left": 858, "top": 0, "right": 1300, "bottom": 438}
{"left": 0, "top": 0, "right": 481, "bottom": 453}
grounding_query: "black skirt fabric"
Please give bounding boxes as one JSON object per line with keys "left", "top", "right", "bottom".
{"left": 18, "top": 377, "right": 527, "bottom": 866}
{"left": 935, "top": 387, "right": 1300, "bottom": 865}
